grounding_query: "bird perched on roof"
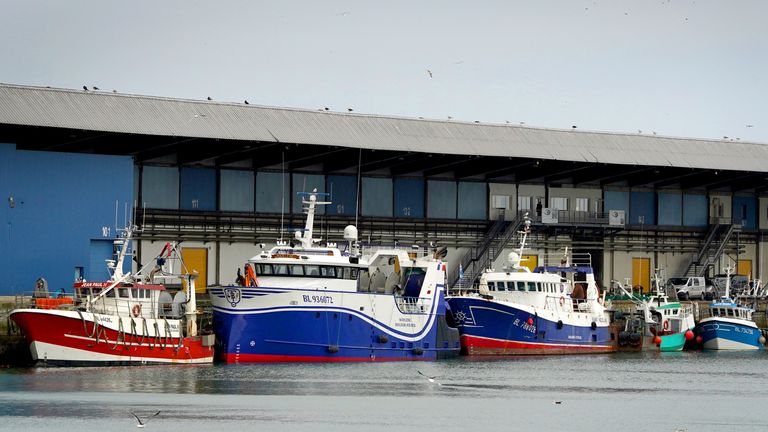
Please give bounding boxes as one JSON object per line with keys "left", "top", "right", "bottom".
{"left": 244, "top": 100, "right": 249, "bottom": 105}
{"left": 93, "top": 86, "right": 99, "bottom": 90}
{"left": 207, "top": 96, "right": 212, "bottom": 101}
{"left": 82, "top": 86, "right": 88, "bottom": 91}
{"left": 347, "top": 108, "right": 353, "bottom": 112}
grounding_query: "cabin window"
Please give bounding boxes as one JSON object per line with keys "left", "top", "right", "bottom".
{"left": 527, "top": 282, "right": 536, "bottom": 292}
{"left": 517, "top": 282, "right": 526, "bottom": 291}
{"left": 320, "top": 266, "right": 336, "bottom": 278}
{"left": 343, "top": 267, "right": 358, "bottom": 280}
{"left": 118, "top": 288, "right": 129, "bottom": 298}
{"left": 499, "top": 282, "right": 508, "bottom": 292}
{"left": 727, "top": 309, "right": 734, "bottom": 317}
{"left": 305, "top": 265, "right": 320, "bottom": 276}
{"left": 273, "top": 264, "right": 289, "bottom": 276}
{"left": 536, "top": 282, "right": 543, "bottom": 292}
{"left": 488, "top": 282, "right": 496, "bottom": 291}
{"left": 258, "top": 264, "right": 273, "bottom": 275}
{"left": 289, "top": 265, "right": 304, "bottom": 276}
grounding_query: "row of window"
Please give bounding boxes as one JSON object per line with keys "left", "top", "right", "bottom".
{"left": 487, "top": 280, "right": 563, "bottom": 293}
{"left": 255, "top": 264, "right": 359, "bottom": 280}
{"left": 76, "top": 287, "right": 152, "bottom": 299}
{"left": 711, "top": 307, "right": 751, "bottom": 319}
{"left": 517, "top": 196, "right": 595, "bottom": 212}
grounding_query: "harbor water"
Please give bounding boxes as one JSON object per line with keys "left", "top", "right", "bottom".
{"left": 1, "top": 351, "right": 767, "bottom": 431}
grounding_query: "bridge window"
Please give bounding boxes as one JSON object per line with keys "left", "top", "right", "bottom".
{"left": 527, "top": 282, "right": 536, "bottom": 292}
{"left": 517, "top": 282, "right": 526, "bottom": 291}
{"left": 289, "top": 265, "right": 304, "bottom": 276}
{"left": 320, "top": 266, "right": 336, "bottom": 278}
{"left": 273, "top": 264, "right": 289, "bottom": 275}
{"left": 305, "top": 265, "right": 320, "bottom": 276}
{"left": 487, "top": 281, "right": 496, "bottom": 291}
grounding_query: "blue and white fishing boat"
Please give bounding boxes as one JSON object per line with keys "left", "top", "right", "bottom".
{"left": 447, "top": 217, "right": 616, "bottom": 355}
{"left": 209, "top": 190, "right": 460, "bottom": 363}
{"left": 698, "top": 268, "right": 765, "bottom": 350}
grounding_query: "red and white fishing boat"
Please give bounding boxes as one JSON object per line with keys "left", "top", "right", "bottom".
{"left": 10, "top": 224, "right": 215, "bottom": 366}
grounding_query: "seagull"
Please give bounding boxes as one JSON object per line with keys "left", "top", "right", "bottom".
{"left": 418, "top": 370, "right": 441, "bottom": 385}
{"left": 746, "top": 124, "right": 754, "bottom": 128}
{"left": 206, "top": 96, "right": 212, "bottom": 101}
{"left": 347, "top": 108, "right": 353, "bottom": 112}
{"left": 82, "top": 85, "right": 88, "bottom": 91}
{"left": 130, "top": 411, "right": 160, "bottom": 428}
{"left": 93, "top": 86, "right": 99, "bottom": 90}
{"left": 553, "top": 400, "right": 563, "bottom": 405}
{"left": 244, "top": 100, "right": 249, "bottom": 105}
{"left": 426, "top": 69, "right": 433, "bottom": 78}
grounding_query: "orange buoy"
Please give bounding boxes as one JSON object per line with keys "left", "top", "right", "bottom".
{"left": 684, "top": 330, "right": 694, "bottom": 341}
{"left": 653, "top": 336, "right": 662, "bottom": 345}
{"left": 695, "top": 335, "right": 703, "bottom": 344}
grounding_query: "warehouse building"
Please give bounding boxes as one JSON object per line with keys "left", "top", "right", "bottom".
{"left": 1, "top": 83, "right": 768, "bottom": 295}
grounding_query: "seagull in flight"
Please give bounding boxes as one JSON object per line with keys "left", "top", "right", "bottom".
{"left": 426, "top": 69, "right": 433, "bottom": 78}
{"left": 553, "top": 400, "right": 563, "bottom": 405}
{"left": 418, "top": 370, "right": 441, "bottom": 385}
{"left": 130, "top": 411, "right": 160, "bottom": 428}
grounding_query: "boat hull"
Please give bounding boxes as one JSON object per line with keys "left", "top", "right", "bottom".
{"left": 698, "top": 318, "right": 764, "bottom": 350}
{"left": 211, "top": 287, "right": 460, "bottom": 363}
{"left": 448, "top": 296, "right": 616, "bottom": 355}
{"left": 10, "top": 309, "right": 214, "bottom": 366}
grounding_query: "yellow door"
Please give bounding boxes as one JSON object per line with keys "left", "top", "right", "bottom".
{"left": 632, "top": 257, "right": 651, "bottom": 294}
{"left": 181, "top": 248, "right": 208, "bottom": 293}
{"left": 737, "top": 260, "right": 752, "bottom": 278}
{"left": 522, "top": 255, "right": 538, "bottom": 272}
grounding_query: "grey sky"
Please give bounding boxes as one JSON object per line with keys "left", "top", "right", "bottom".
{"left": 2, "top": 0, "right": 766, "bottom": 143}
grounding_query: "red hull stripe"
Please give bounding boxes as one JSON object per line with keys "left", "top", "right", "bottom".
{"left": 461, "top": 335, "right": 616, "bottom": 355}
{"left": 220, "top": 353, "right": 430, "bottom": 363}
{"left": 11, "top": 311, "right": 213, "bottom": 362}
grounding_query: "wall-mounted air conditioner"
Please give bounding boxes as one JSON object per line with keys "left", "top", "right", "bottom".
{"left": 542, "top": 207, "right": 559, "bottom": 224}
{"left": 609, "top": 210, "right": 625, "bottom": 226}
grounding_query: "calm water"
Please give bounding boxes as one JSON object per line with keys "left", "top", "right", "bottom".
{"left": 1, "top": 351, "right": 767, "bottom": 431}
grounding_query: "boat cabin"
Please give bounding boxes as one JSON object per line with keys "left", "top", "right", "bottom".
{"left": 74, "top": 281, "right": 183, "bottom": 319}
{"left": 709, "top": 303, "right": 753, "bottom": 321}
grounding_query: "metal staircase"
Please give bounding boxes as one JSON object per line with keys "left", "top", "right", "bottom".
{"left": 680, "top": 222, "right": 740, "bottom": 277}
{"left": 449, "top": 214, "right": 523, "bottom": 289}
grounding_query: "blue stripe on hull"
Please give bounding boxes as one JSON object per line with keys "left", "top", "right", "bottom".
{"left": 447, "top": 297, "right": 614, "bottom": 350}
{"left": 698, "top": 320, "right": 764, "bottom": 350}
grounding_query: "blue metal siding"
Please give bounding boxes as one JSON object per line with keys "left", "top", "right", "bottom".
{"left": 88, "top": 240, "right": 113, "bottom": 282}
{"left": 683, "top": 194, "right": 708, "bottom": 227}
{"left": 180, "top": 167, "right": 216, "bottom": 211}
{"left": 629, "top": 191, "right": 655, "bottom": 225}
{"left": 292, "top": 174, "right": 325, "bottom": 215}
{"left": 428, "top": 180, "right": 457, "bottom": 219}
{"left": 255, "top": 172, "right": 289, "bottom": 213}
{"left": 394, "top": 178, "right": 424, "bottom": 218}
{"left": 733, "top": 196, "right": 756, "bottom": 229}
{"left": 362, "top": 177, "right": 393, "bottom": 217}
{"left": 326, "top": 175, "right": 357, "bottom": 216}
{"left": 0, "top": 144, "right": 133, "bottom": 295}
{"left": 457, "top": 182, "right": 487, "bottom": 220}
{"left": 658, "top": 193, "right": 682, "bottom": 226}
{"left": 220, "top": 170, "right": 254, "bottom": 212}
{"left": 142, "top": 166, "right": 179, "bottom": 209}
{"left": 604, "top": 191, "right": 629, "bottom": 214}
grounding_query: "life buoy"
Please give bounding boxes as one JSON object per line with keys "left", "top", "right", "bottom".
{"left": 559, "top": 296, "right": 565, "bottom": 307}
{"left": 132, "top": 304, "right": 141, "bottom": 318}
{"left": 662, "top": 320, "right": 669, "bottom": 331}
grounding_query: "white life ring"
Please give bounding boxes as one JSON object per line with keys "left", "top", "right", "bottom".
{"left": 132, "top": 304, "right": 142, "bottom": 318}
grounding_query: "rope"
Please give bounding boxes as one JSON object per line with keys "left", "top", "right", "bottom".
{"left": 109, "top": 318, "right": 124, "bottom": 351}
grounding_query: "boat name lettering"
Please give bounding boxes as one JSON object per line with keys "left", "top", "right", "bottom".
{"left": 734, "top": 327, "right": 754, "bottom": 335}
{"left": 302, "top": 295, "right": 334, "bottom": 304}
{"left": 512, "top": 318, "right": 536, "bottom": 334}
{"left": 97, "top": 316, "right": 112, "bottom": 323}
{"left": 395, "top": 317, "right": 416, "bottom": 328}
{"left": 567, "top": 335, "right": 582, "bottom": 340}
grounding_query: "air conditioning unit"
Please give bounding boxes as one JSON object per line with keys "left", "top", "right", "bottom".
{"left": 609, "top": 210, "right": 625, "bottom": 226}
{"left": 542, "top": 207, "right": 559, "bottom": 224}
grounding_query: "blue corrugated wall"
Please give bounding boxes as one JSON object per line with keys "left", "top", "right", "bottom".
{"left": 180, "top": 167, "right": 216, "bottom": 211}
{"left": 604, "top": 191, "right": 629, "bottom": 214}
{"left": 255, "top": 172, "right": 289, "bottom": 213}
{"left": 630, "top": 191, "right": 656, "bottom": 225}
{"left": 732, "top": 195, "right": 756, "bottom": 229}
{"left": 326, "top": 175, "right": 357, "bottom": 216}
{"left": 362, "top": 177, "right": 393, "bottom": 217}
{"left": 428, "top": 180, "right": 457, "bottom": 219}
{"left": 394, "top": 178, "right": 424, "bottom": 218}
{"left": 658, "top": 193, "right": 682, "bottom": 226}
{"left": 141, "top": 166, "right": 178, "bottom": 209}
{"left": 0, "top": 144, "right": 133, "bottom": 295}
{"left": 220, "top": 169, "right": 254, "bottom": 212}
{"left": 457, "top": 182, "right": 487, "bottom": 220}
{"left": 683, "top": 194, "right": 707, "bottom": 226}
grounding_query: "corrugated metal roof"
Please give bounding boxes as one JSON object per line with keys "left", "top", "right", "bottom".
{"left": 1, "top": 83, "right": 766, "bottom": 171}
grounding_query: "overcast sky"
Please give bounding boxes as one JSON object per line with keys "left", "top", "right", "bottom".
{"left": 1, "top": 0, "right": 766, "bottom": 143}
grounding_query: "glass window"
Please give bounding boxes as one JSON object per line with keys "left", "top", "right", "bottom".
{"left": 726, "top": 309, "right": 734, "bottom": 317}
{"left": 488, "top": 282, "right": 495, "bottom": 291}
{"left": 499, "top": 282, "right": 508, "bottom": 292}
{"left": 305, "top": 265, "right": 320, "bottom": 276}
{"left": 289, "top": 265, "right": 304, "bottom": 276}
{"left": 527, "top": 282, "right": 537, "bottom": 292}
{"left": 536, "top": 283, "right": 543, "bottom": 292}
{"left": 273, "top": 264, "right": 289, "bottom": 275}
{"left": 335, "top": 267, "right": 344, "bottom": 279}
{"left": 118, "top": 288, "right": 129, "bottom": 298}
{"left": 517, "top": 281, "right": 526, "bottom": 291}
{"left": 518, "top": 196, "right": 531, "bottom": 211}
{"left": 320, "top": 266, "right": 336, "bottom": 278}
{"left": 575, "top": 197, "right": 589, "bottom": 212}
{"left": 258, "top": 264, "right": 273, "bottom": 275}
{"left": 550, "top": 197, "right": 568, "bottom": 211}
